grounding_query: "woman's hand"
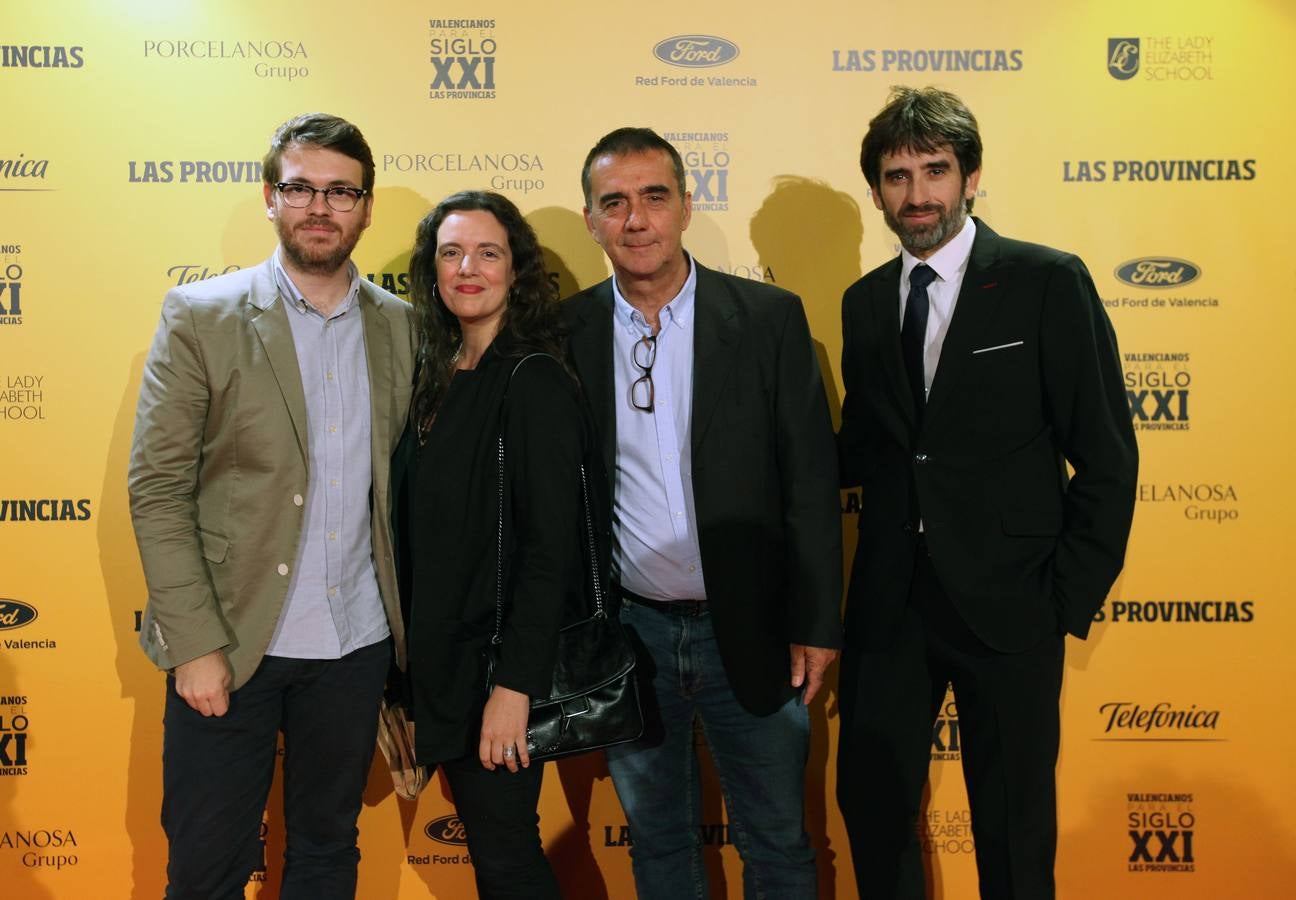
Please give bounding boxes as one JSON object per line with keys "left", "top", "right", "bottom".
{"left": 479, "top": 685, "right": 530, "bottom": 772}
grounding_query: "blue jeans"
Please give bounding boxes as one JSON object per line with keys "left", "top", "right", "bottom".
{"left": 606, "top": 600, "right": 816, "bottom": 900}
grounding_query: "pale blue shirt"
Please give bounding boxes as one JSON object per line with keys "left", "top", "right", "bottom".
{"left": 265, "top": 250, "right": 388, "bottom": 658}
{"left": 610, "top": 256, "right": 708, "bottom": 601}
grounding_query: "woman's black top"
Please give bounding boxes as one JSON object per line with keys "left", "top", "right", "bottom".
{"left": 405, "top": 338, "right": 590, "bottom": 765}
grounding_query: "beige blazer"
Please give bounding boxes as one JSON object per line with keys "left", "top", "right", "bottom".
{"left": 128, "top": 258, "right": 416, "bottom": 690}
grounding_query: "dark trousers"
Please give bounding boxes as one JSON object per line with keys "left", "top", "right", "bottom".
{"left": 441, "top": 753, "right": 561, "bottom": 900}
{"left": 837, "top": 549, "right": 1064, "bottom": 900}
{"left": 162, "top": 640, "right": 390, "bottom": 900}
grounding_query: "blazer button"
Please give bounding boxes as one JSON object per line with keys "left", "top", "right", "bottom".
{"left": 277, "top": 563, "right": 289, "bottom": 576}
{"left": 293, "top": 494, "right": 304, "bottom": 506}
{"left": 914, "top": 453, "right": 930, "bottom": 465}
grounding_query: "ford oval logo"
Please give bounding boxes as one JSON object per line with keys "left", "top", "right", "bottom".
{"left": 0, "top": 598, "right": 38, "bottom": 631}
{"left": 424, "top": 815, "right": 468, "bottom": 846}
{"left": 653, "top": 35, "right": 740, "bottom": 68}
{"left": 1114, "top": 257, "right": 1201, "bottom": 288}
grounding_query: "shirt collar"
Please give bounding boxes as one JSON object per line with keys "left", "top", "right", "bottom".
{"left": 611, "top": 253, "right": 697, "bottom": 336}
{"left": 272, "top": 247, "right": 361, "bottom": 318}
{"left": 900, "top": 215, "right": 976, "bottom": 288}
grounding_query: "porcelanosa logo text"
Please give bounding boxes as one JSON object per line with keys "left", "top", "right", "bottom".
{"left": 381, "top": 151, "right": 543, "bottom": 194}
{"left": 654, "top": 36, "right": 739, "bottom": 68}
{"left": 1096, "top": 702, "right": 1222, "bottom": 741}
{"left": 143, "top": 39, "right": 309, "bottom": 81}
{"left": 1138, "top": 482, "right": 1238, "bottom": 523}
{"left": 0, "top": 828, "right": 79, "bottom": 870}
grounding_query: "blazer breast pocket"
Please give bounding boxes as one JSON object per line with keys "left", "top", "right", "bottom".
{"left": 971, "top": 340, "right": 1025, "bottom": 356}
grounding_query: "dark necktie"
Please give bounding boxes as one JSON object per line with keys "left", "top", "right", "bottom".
{"left": 901, "top": 264, "right": 936, "bottom": 416}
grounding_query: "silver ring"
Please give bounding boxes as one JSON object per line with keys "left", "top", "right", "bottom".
{"left": 502, "top": 745, "right": 516, "bottom": 760}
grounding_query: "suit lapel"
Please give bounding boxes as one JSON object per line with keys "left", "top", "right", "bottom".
{"left": 570, "top": 282, "right": 617, "bottom": 481}
{"left": 248, "top": 260, "right": 309, "bottom": 461}
{"left": 871, "top": 257, "right": 918, "bottom": 428}
{"left": 925, "top": 219, "right": 1006, "bottom": 422}
{"left": 360, "top": 286, "right": 394, "bottom": 487}
{"left": 691, "top": 265, "right": 740, "bottom": 450}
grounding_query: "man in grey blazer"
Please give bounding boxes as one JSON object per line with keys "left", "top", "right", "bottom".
{"left": 129, "top": 113, "right": 415, "bottom": 899}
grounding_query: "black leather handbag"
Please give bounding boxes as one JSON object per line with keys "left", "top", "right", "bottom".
{"left": 484, "top": 355, "right": 644, "bottom": 761}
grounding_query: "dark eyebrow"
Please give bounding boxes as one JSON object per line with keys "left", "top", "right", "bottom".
{"left": 286, "top": 178, "right": 361, "bottom": 189}
{"left": 883, "top": 159, "right": 951, "bottom": 178}
{"left": 639, "top": 183, "right": 672, "bottom": 195}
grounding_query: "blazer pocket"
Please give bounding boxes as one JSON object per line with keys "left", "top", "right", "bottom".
{"left": 1001, "top": 509, "right": 1062, "bottom": 537}
{"left": 199, "top": 529, "right": 229, "bottom": 563}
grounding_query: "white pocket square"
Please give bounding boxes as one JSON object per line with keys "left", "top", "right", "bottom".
{"left": 972, "top": 340, "right": 1024, "bottom": 355}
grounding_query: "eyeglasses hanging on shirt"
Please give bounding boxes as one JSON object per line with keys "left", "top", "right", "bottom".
{"left": 630, "top": 335, "right": 657, "bottom": 412}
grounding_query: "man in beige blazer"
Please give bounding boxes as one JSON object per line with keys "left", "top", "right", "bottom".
{"left": 128, "top": 113, "right": 414, "bottom": 900}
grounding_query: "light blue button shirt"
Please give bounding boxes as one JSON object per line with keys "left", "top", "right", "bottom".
{"left": 611, "top": 256, "right": 708, "bottom": 601}
{"left": 265, "top": 250, "right": 388, "bottom": 659}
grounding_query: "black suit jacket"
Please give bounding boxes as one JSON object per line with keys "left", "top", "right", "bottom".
{"left": 564, "top": 262, "right": 843, "bottom": 716}
{"left": 839, "top": 220, "right": 1137, "bottom": 652}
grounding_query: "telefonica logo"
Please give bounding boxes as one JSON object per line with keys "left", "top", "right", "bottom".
{"left": 0, "top": 599, "right": 38, "bottom": 631}
{"left": 1115, "top": 258, "right": 1201, "bottom": 288}
{"left": 424, "top": 816, "right": 467, "bottom": 846}
{"left": 653, "top": 36, "right": 739, "bottom": 68}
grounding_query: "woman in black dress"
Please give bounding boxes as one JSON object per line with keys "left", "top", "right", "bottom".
{"left": 404, "top": 190, "right": 585, "bottom": 899}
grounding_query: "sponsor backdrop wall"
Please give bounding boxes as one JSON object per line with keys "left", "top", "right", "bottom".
{"left": 2, "top": 1, "right": 1292, "bottom": 897}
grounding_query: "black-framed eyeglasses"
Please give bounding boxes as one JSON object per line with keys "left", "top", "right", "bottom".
{"left": 275, "top": 182, "right": 368, "bottom": 212}
{"left": 631, "top": 334, "right": 656, "bottom": 412}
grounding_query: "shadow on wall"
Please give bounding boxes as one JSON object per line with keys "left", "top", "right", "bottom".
{"left": 100, "top": 351, "right": 167, "bottom": 900}
{"left": 751, "top": 175, "right": 864, "bottom": 428}
{"left": 749, "top": 176, "right": 864, "bottom": 897}
{"left": 527, "top": 205, "right": 611, "bottom": 299}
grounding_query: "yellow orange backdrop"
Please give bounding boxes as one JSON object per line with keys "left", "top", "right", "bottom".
{"left": 3, "top": 1, "right": 1293, "bottom": 897}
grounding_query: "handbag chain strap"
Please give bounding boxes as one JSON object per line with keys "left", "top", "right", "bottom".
{"left": 490, "top": 353, "right": 605, "bottom": 648}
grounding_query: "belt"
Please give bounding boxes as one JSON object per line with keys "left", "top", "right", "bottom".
{"left": 621, "top": 588, "right": 708, "bottom": 617}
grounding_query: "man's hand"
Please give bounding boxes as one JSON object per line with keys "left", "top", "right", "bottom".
{"left": 789, "top": 644, "right": 840, "bottom": 705}
{"left": 174, "top": 649, "right": 232, "bottom": 717}
{"left": 479, "top": 685, "right": 531, "bottom": 773}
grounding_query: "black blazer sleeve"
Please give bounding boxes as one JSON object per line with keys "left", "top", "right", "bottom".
{"left": 774, "top": 296, "right": 845, "bottom": 650}
{"left": 492, "top": 356, "right": 585, "bottom": 697}
{"left": 1039, "top": 254, "right": 1138, "bottom": 637}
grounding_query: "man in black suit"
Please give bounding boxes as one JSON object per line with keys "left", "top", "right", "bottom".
{"left": 563, "top": 127, "right": 842, "bottom": 900}
{"left": 836, "top": 88, "right": 1137, "bottom": 899}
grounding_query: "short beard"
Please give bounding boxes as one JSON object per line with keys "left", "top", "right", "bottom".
{"left": 884, "top": 196, "right": 968, "bottom": 255}
{"left": 276, "top": 216, "right": 359, "bottom": 276}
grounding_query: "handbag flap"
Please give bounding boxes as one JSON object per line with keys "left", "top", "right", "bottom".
{"left": 543, "top": 614, "right": 636, "bottom": 703}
